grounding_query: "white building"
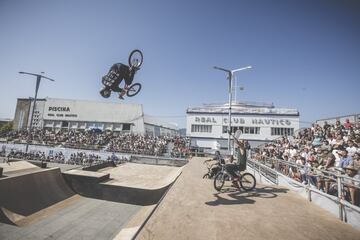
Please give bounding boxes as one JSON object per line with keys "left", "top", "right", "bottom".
{"left": 13, "top": 97, "right": 178, "bottom": 136}
{"left": 186, "top": 102, "right": 300, "bottom": 150}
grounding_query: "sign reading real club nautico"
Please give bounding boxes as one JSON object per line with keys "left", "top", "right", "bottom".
{"left": 194, "top": 116, "right": 292, "bottom": 126}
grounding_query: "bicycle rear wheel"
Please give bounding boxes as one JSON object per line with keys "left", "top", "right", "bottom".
{"left": 126, "top": 83, "right": 142, "bottom": 97}
{"left": 239, "top": 173, "right": 256, "bottom": 191}
{"left": 214, "top": 172, "right": 225, "bottom": 191}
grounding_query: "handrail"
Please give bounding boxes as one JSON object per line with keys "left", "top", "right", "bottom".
{"left": 253, "top": 153, "right": 360, "bottom": 186}
{"left": 249, "top": 150, "right": 360, "bottom": 218}
{"left": 247, "top": 158, "right": 278, "bottom": 184}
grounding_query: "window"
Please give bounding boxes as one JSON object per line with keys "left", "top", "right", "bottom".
{"left": 224, "top": 126, "right": 259, "bottom": 135}
{"left": 191, "top": 124, "right": 212, "bottom": 133}
{"left": 122, "top": 124, "right": 131, "bottom": 131}
{"left": 243, "top": 127, "right": 260, "bottom": 135}
{"left": 271, "top": 127, "right": 294, "bottom": 136}
{"left": 222, "top": 126, "right": 228, "bottom": 133}
{"left": 62, "top": 121, "right": 69, "bottom": 128}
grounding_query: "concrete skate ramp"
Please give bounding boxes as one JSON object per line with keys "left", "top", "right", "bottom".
{"left": 0, "top": 196, "right": 142, "bottom": 240}
{"left": 63, "top": 163, "right": 182, "bottom": 206}
{"left": 0, "top": 161, "right": 40, "bottom": 177}
{"left": 0, "top": 166, "right": 75, "bottom": 225}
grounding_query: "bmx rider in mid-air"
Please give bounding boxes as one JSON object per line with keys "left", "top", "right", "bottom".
{"left": 100, "top": 49, "right": 143, "bottom": 100}
{"left": 102, "top": 62, "right": 138, "bottom": 99}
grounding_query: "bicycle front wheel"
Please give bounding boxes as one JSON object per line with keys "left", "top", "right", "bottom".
{"left": 128, "top": 49, "right": 143, "bottom": 68}
{"left": 214, "top": 172, "right": 225, "bottom": 191}
{"left": 126, "top": 83, "right": 142, "bottom": 97}
{"left": 239, "top": 173, "right": 256, "bottom": 191}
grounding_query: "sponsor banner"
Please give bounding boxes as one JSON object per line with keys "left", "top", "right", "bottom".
{"left": 0, "top": 143, "right": 130, "bottom": 160}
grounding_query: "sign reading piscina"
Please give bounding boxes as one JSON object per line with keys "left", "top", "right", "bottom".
{"left": 48, "top": 106, "right": 71, "bottom": 112}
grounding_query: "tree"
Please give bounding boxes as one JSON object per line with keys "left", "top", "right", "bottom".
{"left": 0, "top": 121, "right": 13, "bottom": 136}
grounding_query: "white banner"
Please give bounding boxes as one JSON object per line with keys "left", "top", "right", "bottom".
{"left": 0, "top": 143, "right": 130, "bottom": 160}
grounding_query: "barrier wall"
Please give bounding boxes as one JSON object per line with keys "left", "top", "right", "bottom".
{"left": 130, "top": 154, "right": 188, "bottom": 167}
{"left": 0, "top": 167, "right": 75, "bottom": 225}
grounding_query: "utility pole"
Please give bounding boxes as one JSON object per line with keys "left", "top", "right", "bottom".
{"left": 19, "top": 71, "right": 55, "bottom": 152}
{"left": 213, "top": 66, "right": 252, "bottom": 151}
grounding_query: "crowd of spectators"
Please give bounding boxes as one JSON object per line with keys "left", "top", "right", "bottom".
{"left": 1, "top": 129, "right": 190, "bottom": 157}
{"left": 6, "top": 150, "right": 48, "bottom": 161}
{"left": 253, "top": 119, "right": 360, "bottom": 206}
{"left": 2, "top": 149, "right": 126, "bottom": 166}
{"left": 67, "top": 152, "right": 108, "bottom": 165}
{"left": 2, "top": 129, "right": 111, "bottom": 150}
{"left": 170, "top": 136, "right": 190, "bottom": 158}
{"left": 107, "top": 134, "right": 168, "bottom": 156}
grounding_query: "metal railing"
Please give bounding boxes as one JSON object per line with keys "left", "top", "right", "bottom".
{"left": 247, "top": 158, "right": 278, "bottom": 184}
{"left": 249, "top": 151, "right": 360, "bottom": 222}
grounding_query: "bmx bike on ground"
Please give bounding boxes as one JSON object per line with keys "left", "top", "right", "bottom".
{"left": 100, "top": 49, "right": 143, "bottom": 98}
{"left": 213, "top": 163, "right": 256, "bottom": 192}
{"left": 203, "top": 158, "right": 224, "bottom": 179}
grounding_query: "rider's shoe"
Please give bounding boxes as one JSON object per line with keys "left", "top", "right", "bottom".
{"left": 118, "top": 95, "right": 124, "bottom": 100}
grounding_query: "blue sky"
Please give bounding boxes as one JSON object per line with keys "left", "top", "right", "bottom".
{"left": 0, "top": 0, "right": 359, "bottom": 128}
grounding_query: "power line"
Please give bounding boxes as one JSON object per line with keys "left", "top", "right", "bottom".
{"left": 148, "top": 115, "right": 186, "bottom": 119}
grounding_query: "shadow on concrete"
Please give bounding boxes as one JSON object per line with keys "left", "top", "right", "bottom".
{"left": 205, "top": 186, "right": 289, "bottom": 206}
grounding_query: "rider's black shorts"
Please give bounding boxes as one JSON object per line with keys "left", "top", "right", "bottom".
{"left": 225, "top": 164, "right": 239, "bottom": 177}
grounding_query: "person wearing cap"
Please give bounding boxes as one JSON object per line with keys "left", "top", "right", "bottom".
{"left": 343, "top": 165, "right": 360, "bottom": 206}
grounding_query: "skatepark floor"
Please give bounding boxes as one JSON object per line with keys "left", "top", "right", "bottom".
{"left": 0, "top": 196, "right": 141, "bottom": 240}
{"left": 136, "top": 157, "right": 360, "bottom": 240}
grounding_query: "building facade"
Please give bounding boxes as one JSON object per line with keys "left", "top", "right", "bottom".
{"left": 13, "top": 97, "right": 178, "bottom": 136}
{"left": 186, "top": 102, "right": 300, "bottom": 150}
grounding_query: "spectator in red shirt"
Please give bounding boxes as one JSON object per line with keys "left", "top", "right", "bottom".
{"left": 344, "top": 119, "right": 352, "bottom": 129}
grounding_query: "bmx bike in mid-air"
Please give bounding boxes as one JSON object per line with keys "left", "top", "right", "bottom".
{"left": 100, "top": 49, "right": 143, "bottom": 99}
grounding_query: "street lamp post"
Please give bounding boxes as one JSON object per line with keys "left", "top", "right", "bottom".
{"left": 19, "top": 71, "right": 55, "bottom": 152}
{"left": 213, "top": 66, "right": 252, "bottom": 151}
